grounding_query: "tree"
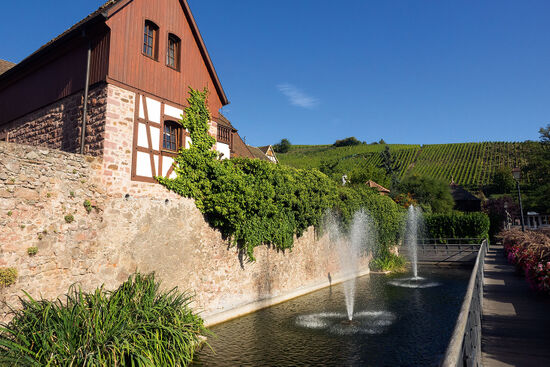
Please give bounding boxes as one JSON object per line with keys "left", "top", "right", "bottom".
{"left": 524, "top": 124, "right": 550, "bottom": 212}
{"left": 333, "top": 137, "right": 361, "bottom": 147}
{"left": 395, "top": 174, "right": 454, "bottom": 213}
{"left": 379, "top": 139, "right": 386, "bottom": 145}
{"left": 484, "top": 167, "right": 515, "bottom": 196}
{"left": 273, "top": 138, "right": 291, "bottom": 153}
{"left": 378, "top": 145, "right": 398, "bottom": 188}
{"left": 348, "top": 166, "right": 390, "bottom": 188}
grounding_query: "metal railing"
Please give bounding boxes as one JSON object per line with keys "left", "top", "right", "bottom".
{"left": 418, "top": 238, "right": 485, "bottom": 245}
{"left": 441, "top": 239, "right": 487, "bottom": 367}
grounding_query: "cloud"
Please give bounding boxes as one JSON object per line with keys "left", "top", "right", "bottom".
{"left": 277, "top": 83, "right": 319, "bottom": 109}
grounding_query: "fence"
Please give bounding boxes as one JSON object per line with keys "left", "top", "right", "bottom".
{"left": 440, "top": 239, "right": 487, "bottom": 367}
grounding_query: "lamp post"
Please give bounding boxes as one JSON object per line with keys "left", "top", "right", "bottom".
{"left": 512, "top": 168, "right": 525, "bottom": 232}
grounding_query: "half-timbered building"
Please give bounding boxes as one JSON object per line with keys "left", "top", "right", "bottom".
{"left": 0, "top": 0, "right": 253, "bottom": 185}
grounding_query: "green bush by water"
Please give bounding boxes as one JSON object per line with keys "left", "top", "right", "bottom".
{"left": 159, "top": 88, "right": 404, "bottom": 260}
{"left": 0, "top": 273, "right": 207, "bottom": 367}
{"left": 424, "top": 212, "right": 490, "bottom": 242}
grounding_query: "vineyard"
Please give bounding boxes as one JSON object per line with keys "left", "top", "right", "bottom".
{"left": 277, "top": 142, "right": 539, "bottom": 191}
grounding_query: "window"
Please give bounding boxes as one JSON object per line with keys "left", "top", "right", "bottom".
{"left": 217, "top": 125, "right": 231, "bottom": 145}
{"left": 143, "top": 20, "right": 158, "bottom": 59}
{"left": 167, "top": 34, "right": 181, "bottom": 70}
{"left": 163, "top": 121, "right": 182, "bottom": 151}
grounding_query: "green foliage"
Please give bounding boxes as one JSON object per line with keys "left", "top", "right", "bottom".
{"left": 83, "top": 199, "right": 93, "bottom": 214}
{"left": 7, "top": 211, "right": 12, "bottom": 217}
{"left": 26, "top": 247, "right": 38, "bottom": 256}
{"left": 524, "top": 124, "right": 550, "bottom": 213}
{"left": 370, "top": 252, "right": 406, "bottom": 272}
{"left": 484, "top": 167, "right": 515, "bottom": 196}
{"left": 348, "top": 165, "right": 390, "bottom": 188}
{"left": 333, "top": 137, "right": 361, "bottom": 147}
{"left": 159, "top": 88, "right": 404, "bottom": 260}
{"left": 0, "top": 273, "right": 206, "bottom": 367}
{"left": 396, "top": 174, "right": 454, "bottom": 213}
{"left": 69, "top": 191, "right": 75, "bottom": 198}
{"left": 277, "top": 141, "right": 539, "bottom": 191}
{"left": 424, "top": 212, "right": 490, "bottom": 241}
{"left": 64, "top": 214, "right": 74, "bottom": 224}
{"left": 0, "top": 268, "right": 17, "bottom": 287}
{"left": 273, "top": 138, "right": 292, "bottom": 153}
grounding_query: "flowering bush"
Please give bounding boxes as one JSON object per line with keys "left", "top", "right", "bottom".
{"left": 498, "top": 229, "right": 550, "bottom": 294}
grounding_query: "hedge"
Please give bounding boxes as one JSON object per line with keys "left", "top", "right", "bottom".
{"left": 423, "top": 212, "right": 490, "bottom": 242}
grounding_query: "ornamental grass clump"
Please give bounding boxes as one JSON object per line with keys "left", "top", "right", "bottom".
{"left": 0, "top": 273, "right": 207, "bottom": 366}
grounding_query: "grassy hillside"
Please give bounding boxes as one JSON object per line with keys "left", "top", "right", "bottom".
{"left": 278, "top": 141, "right": 539, "bottom": 191}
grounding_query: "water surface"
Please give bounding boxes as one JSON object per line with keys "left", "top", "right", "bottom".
{"left": 194, "top": 266, "right": 470, "bottom": 367}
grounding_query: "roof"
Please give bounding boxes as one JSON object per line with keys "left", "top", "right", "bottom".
{"left": 247, "top": 146, "right": 272, "bottom": 162}
{"left": 450, "top": 183, "right": 480, "bottom": 202}
{"left": 0, "top": 60, "right": 15, "bottom": 75}
{"left": 258, "top": 145, "right": 271, "bottom": 154}
{"left": 0, "top": 0, "right": 229, "bottom": 106}
{"left": 366, "top": 180, "right": 390, "bottom": 193}
{"left": 232, "top": 134, "right": 254, "bottom": 159}
{"left": 214, "top": 113, "right": 235, "bottom": 129}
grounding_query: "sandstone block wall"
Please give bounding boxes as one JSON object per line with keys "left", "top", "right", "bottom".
{"left": 0, "top": 141, "right": 368, "bottom": 324}
{"left": 0, "top": 84, "right": 107, "bottom": 156}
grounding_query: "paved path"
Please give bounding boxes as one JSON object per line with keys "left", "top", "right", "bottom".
{"left": 482, "top": 244, "right": 550, "bottom": 367}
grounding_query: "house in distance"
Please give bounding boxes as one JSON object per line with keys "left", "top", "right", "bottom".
{"left": 0, "top": 0, "right": 253, "bottom": 186}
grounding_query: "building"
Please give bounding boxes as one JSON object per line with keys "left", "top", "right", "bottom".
{"left": 450, "top": 183, "right": 481, "bottom": 212}
{"left": 366, "top": 180, "right": 390, "bottom": 196}
{"left": 0, "top": 0, "right": 253, "bottom": 185}
{"left": 247, "top": 145, "right": 278, "bottom": 163}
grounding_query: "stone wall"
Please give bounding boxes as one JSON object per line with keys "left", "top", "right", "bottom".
{"left": 0, "top": 141, "right": 369, "bottom": 324}
{"left": 0, "top": 83, "right": 107, "bottom": 156}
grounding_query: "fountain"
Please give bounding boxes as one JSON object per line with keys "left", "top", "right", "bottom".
{"left": 390, "top": 205, "right": 440, "bottom": 288}
{"left": 406, "top": 205, "right": 420, "bottom": 279}
{"left": 324, "top": 209, "right": 373, "bottom": 321}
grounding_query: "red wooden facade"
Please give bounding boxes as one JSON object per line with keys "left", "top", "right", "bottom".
{"left": 0, "top": 0, "right": 230, "bottom": 125}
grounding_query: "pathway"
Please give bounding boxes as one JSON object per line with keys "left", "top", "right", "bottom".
{"left": 482, "top": 244, "right": 550, "bottom": 367}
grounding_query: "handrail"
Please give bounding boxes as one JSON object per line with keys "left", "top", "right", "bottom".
{"left": 441, "top": 239, "right": 487, "bottom": 367}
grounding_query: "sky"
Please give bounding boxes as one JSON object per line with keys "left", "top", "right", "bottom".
{"left": 2, "top": 0, "right": 550, "bottom": 146}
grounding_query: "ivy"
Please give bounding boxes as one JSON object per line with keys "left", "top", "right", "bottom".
{"left": 159, "top": 88, "right": 404, "bottom": 260}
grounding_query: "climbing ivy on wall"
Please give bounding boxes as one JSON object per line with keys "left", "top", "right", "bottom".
{"left": 159, "top": 88, "right": 403, "bottom": 260}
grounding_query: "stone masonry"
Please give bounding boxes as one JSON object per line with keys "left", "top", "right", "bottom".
{"left": 1, "top": 83, "right": 108, "bottom": 156}
{"left": 0, "top": 140, "right": 369, "bottom": 324}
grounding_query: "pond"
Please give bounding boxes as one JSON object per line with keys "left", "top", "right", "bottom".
{"left": 193, "top": 266, "right": 471, "bottom": 366}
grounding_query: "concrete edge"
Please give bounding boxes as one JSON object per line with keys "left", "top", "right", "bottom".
{"left": 203, "top": 268, "right": 370, "bottom": 327}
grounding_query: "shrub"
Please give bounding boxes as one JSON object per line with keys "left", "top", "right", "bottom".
{"left": 333, "top": 137, "right": 361, "bottom": 147}
{"left": 83, "top": 199, "right": 92, "bottom": 214}
{"left": 396, "top": 174, "right": 454, "bottom": 213}
{"left": 370, "top": 252, "right": 406, "bottom": 272}
{"left": 64, "top": 214, "right": 74, "bottom": 223}
{"left": 27, "top": 247, "right": 38, "bottom": 256}
{"left": 0, "top": 273, "right": 207, "bottom": 366}
{"left": 424, "top": 212, "right": 490, "bottom": 242}
{"left": 273, "top": 138, "right": 291, "bottom": 153}
{"left": 159, "top": 88, "right": 404, "bottom": 260}
{"left": 0, "top": 268, "right": 17, "bottom": 287}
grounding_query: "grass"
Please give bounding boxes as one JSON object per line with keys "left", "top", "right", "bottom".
{"left": 0, "top": 273, "right": 208, "bottom": 366}
{"left": 370, "top": 253, "right": 407, "bottom": 273}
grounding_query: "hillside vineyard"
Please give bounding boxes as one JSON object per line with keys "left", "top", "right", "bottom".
{"left": 278, "top": 142, "right": 539, "bottom": 190}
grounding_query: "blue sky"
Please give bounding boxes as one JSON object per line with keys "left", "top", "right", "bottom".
{"left": 2, "top": 1, "right": 550, "bottom": 146}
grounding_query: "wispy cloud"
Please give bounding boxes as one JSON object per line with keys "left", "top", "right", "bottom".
{"left": 277, "top": 83, "right": 319, "bottom": 109}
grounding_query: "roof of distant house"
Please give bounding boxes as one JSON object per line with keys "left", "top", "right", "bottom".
{"left": 258, "top": 146, "right": 271, "bottom": 154}
{"left": 366, "top": 180, "right": 390, "bottom": 193}
{"left": 247, "top": 145, "right": 272, "bottom": 162}
{"left": 450, "top": 183, "right": 480, "bottom": 202}
{"left": 0, "top": 60, "right": 15, "bottom": 75}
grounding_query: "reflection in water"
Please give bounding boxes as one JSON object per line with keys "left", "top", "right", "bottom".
{"left": 193, "top": 266, "right": 470, "bottom": 367}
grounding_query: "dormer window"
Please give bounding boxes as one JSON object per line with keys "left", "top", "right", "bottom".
{"left": 167, "top": 34, "right": 181, "bottom": 70}
{"left": 143, "top": 20, "right": 159, "bottom": 60}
